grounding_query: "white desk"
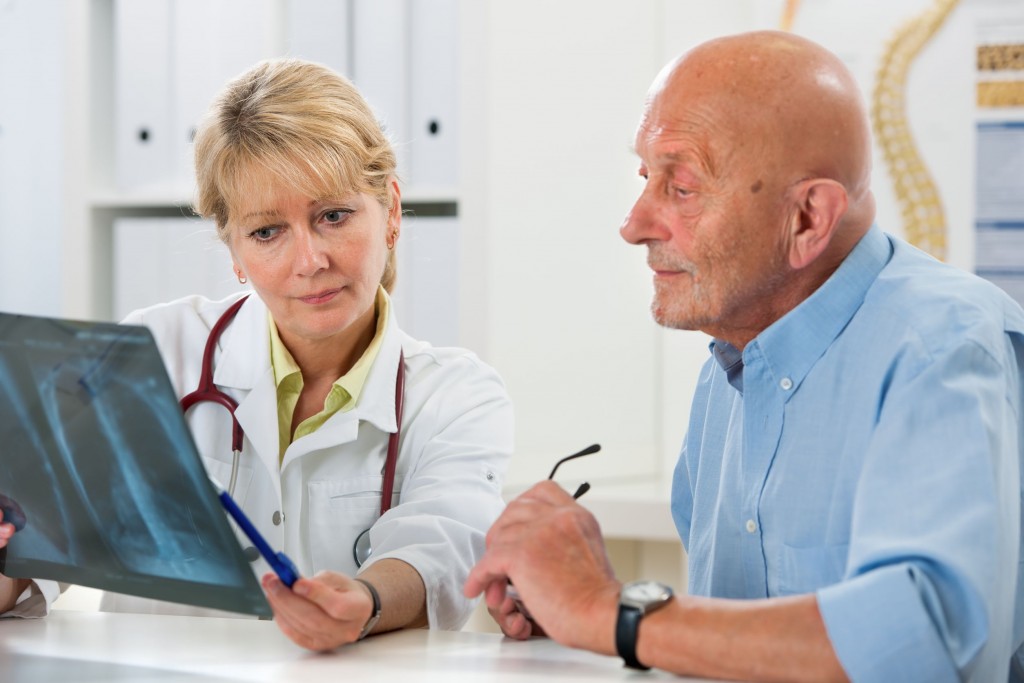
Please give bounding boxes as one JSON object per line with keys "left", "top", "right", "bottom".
{"left": 0, "top": 611, "right": 724, "bottom": 682}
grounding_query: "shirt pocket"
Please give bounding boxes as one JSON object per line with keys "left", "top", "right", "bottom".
{"left": 306, "top": 475, "right": 402, "bottom": 575}
{"left": 773, "top": 543, "right": 849, "bottom": 597}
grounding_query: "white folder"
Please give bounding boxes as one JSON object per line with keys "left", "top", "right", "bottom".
{"left": 172, "top": 0, "right": 279, "bottom": 191}
{"left": 391, "top": 214, "right": 460, "bottom": 347}
{"left": 408, "top": 0, "right": 459, "bottom": 192}
{"left": 351, "top": 0, "right": 409, "bottom": 180}
{"left": 114, "top": 0, "right": 173, "bottom": 192}
{"left": 113, "top": 217, "right": 246, "bottom": 321}
{"left": 285, "top": 0, "right": 352, "bottom": 76}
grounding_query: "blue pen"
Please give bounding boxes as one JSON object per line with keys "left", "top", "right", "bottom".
{"left": 211, "top": 480, "right": 301, "bottom": 588}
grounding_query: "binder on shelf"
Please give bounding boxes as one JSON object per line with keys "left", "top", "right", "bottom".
{"left": 114, "top": 0, "right": 173, "bottom": 192}
{"left": 172, "top": 0, "right": 278, "bottom": 191}
{"left": 285, "top": 0, "right": 352, "bottom": 76}
{"left": 408, "top": 0, "right": 459, "bottom": 192}
{"left": 391, "top": 215, "right": 460, "bottom": 348}
{"left": 113, "top": 218, "right": 246, "bottom": 321}
{"left": 351, "top": 0, "right": 409, "bottom": 181}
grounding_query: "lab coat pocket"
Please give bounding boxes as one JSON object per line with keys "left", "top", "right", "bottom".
{"left": 773, "top": 543, "right": 849, "bottom": 597}
{"left": 306, "top": 475, "right": 402, "bottom": 575}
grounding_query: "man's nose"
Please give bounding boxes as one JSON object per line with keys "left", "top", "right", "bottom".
{"left": 620, "top": 189, "right": 669, "bottom": 245}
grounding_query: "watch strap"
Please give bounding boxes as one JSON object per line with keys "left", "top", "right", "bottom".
{"left": 615, "top": 603, "right": 650, "bottom": 670}
{"left": 354, "top": 578, "right": 381, "bottom": 641}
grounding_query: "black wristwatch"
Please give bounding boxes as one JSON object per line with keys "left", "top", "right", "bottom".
{"left": 354, "top": 578, "right": 381, "bottom": 641}
{"left": 615, "top": 580, "right": 674, "bottom": 670}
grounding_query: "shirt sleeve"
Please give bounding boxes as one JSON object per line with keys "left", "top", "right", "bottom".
{"left": 1, "top": 579, "right": 65, "bottom": 618}
{"left": 817, "top": 336, "right": 1021, "bottom": 683}
{"left": 360, "top": 355, "right": 514, "bottom": 630}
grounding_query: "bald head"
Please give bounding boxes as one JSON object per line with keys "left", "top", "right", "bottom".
{"left": 623, "top": 32, "right": 878, "bottom": 346}
{"left": 643, "top": 31, "right": 874, "bottom": 227}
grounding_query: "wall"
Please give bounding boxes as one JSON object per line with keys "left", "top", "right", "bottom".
{"left": 466, "top": 1, "right": 669, "bottom": 485}
{"left": 466, "top": 0, "right": 981, "bottom": 483}
{"left": 0, "top": 0, "right": 65, "bottom": 317}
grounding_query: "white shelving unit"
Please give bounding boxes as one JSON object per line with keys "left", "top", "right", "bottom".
{"left": 61, "top": 0, "right": 463, "bottom": 323}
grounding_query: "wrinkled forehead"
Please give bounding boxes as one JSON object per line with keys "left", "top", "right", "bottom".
{"left": 632, "top": 87, "right": 736, "bottom": 178}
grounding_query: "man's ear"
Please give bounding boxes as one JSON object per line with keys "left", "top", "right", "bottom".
{"left": 786, "top": 179, "right": 848, "bottom": 270}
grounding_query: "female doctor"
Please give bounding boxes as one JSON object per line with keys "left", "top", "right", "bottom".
{"left": 0, "top": 58, "right": 513, "bottom": 650}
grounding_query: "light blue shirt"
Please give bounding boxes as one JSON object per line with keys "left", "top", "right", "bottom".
{"left": 672, "top": 227, "right": 1024, "bottom": 682}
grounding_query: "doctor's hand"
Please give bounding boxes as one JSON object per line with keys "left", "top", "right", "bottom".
{"left": 263, "top": 570, "right": 373, "bottom": 652}
{"left": 464, "top": 481, "right": 621, "bottom": 655}
{"left": 0, "top": 504, "right": 32, "bottom": 613}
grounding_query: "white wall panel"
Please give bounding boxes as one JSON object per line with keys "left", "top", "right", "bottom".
{"left": 0, "top": 0, "right": 65, "bottom": 317}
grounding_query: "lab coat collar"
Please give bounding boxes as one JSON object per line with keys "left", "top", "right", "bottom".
{"left": 212, "top": 293, "right": 271, "bottom": 392}
{"left": 209, "top": 294, "right": 281, "bottom": 485}
{"left": 211, "top": 292, "right": 406, "bottom": 462}
{"left": 277, "top": 298, "right": 406, "bottom": 467}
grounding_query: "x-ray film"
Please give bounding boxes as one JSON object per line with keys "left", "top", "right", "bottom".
{"left": 0, "top": 312, "right": 270, "bottom": 617}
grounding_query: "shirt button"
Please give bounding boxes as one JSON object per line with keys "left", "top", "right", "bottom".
{"left": 272, "top": 511, "right": 283, "bottom": 526}
{"left": 745, "top": 519, "right": 757, "bottom": 533}
{"left": 779, "top": 377, "right": 793, "bottom": 390}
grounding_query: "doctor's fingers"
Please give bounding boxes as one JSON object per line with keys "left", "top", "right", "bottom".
{"left": 263, "top": 575, "right": 364, "bottom": 650}
{"left": 296, "top": 572, "right": 373, "bottom": 623}
{"left": 0, "top": 522, "right": 14, "bottom": 547}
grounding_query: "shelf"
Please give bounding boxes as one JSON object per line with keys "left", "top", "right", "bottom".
{"left": 504, "top": 474, "right": 679, "bottom": 543}
{"left": 89, "top": 188, "right": 459, "bottom": 211}
{"left": 90, "top": 190, "right": 194, "bottom": 209}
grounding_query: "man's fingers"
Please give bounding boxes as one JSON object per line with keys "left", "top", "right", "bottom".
{"left": 464, "top": 559, "right": 510, "bottom": 599}
{"left": 502, "top": 610, "right": 533, "bottom": 640}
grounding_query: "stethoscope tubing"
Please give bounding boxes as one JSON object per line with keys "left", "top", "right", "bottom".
{"left": 179, "top": 295, "right": 405, "bottom": 568}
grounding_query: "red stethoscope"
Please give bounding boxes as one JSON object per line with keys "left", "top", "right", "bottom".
{"left": 179, "top": 294, "right": 405, "bottom": 567}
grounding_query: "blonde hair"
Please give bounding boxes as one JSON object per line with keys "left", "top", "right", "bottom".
{"left": 194, "top": 58, "right": 399, "bottom": 291}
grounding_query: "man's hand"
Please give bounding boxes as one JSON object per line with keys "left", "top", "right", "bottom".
{"left": 486, "top": 590, "right": 546, "bottom": 640}
{"left": 263, "top": 570, "right": 374, "bottom": 651}
{"left": 464, "top": 481, "right": 620, "bottom": 654}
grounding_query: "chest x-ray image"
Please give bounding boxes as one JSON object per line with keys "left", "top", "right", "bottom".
{"left": 0, "top": 312, "right": 269, "bottom": 616}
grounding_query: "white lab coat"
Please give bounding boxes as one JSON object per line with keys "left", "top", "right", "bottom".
{"left": 96, "top": 291, "right": 513, "bottom": 628}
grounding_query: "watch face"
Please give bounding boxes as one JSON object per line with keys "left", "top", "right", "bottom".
{"left": 621, "top": 580, "right": 673, "bottom": 611}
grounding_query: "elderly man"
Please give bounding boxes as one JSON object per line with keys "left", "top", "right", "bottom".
{"left": 465, "top": 31, "right": 1024, "bottom": 682}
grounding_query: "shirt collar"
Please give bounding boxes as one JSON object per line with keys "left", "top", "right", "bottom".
{"left": 710, "top": 226, "right": 893, "bottom": 395}
{"left": 268, "top": 286, "right": 391, "bottom": 411}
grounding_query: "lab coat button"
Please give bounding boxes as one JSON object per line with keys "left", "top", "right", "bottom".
{"left": 243, "top": 546, "right": 260, "bottom": 563}
{"left": 485, "top": 470, "right": 494, "bottom": 482}
{"left": 745, "top": 519, "right": 757, "bottom": 533}
{"left": 272, "top": 511, "right": 282, "bottom": 526}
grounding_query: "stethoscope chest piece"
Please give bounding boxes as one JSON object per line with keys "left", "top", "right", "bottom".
{"left": 353, "top": 528, "right": 373, "bottom": 567}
